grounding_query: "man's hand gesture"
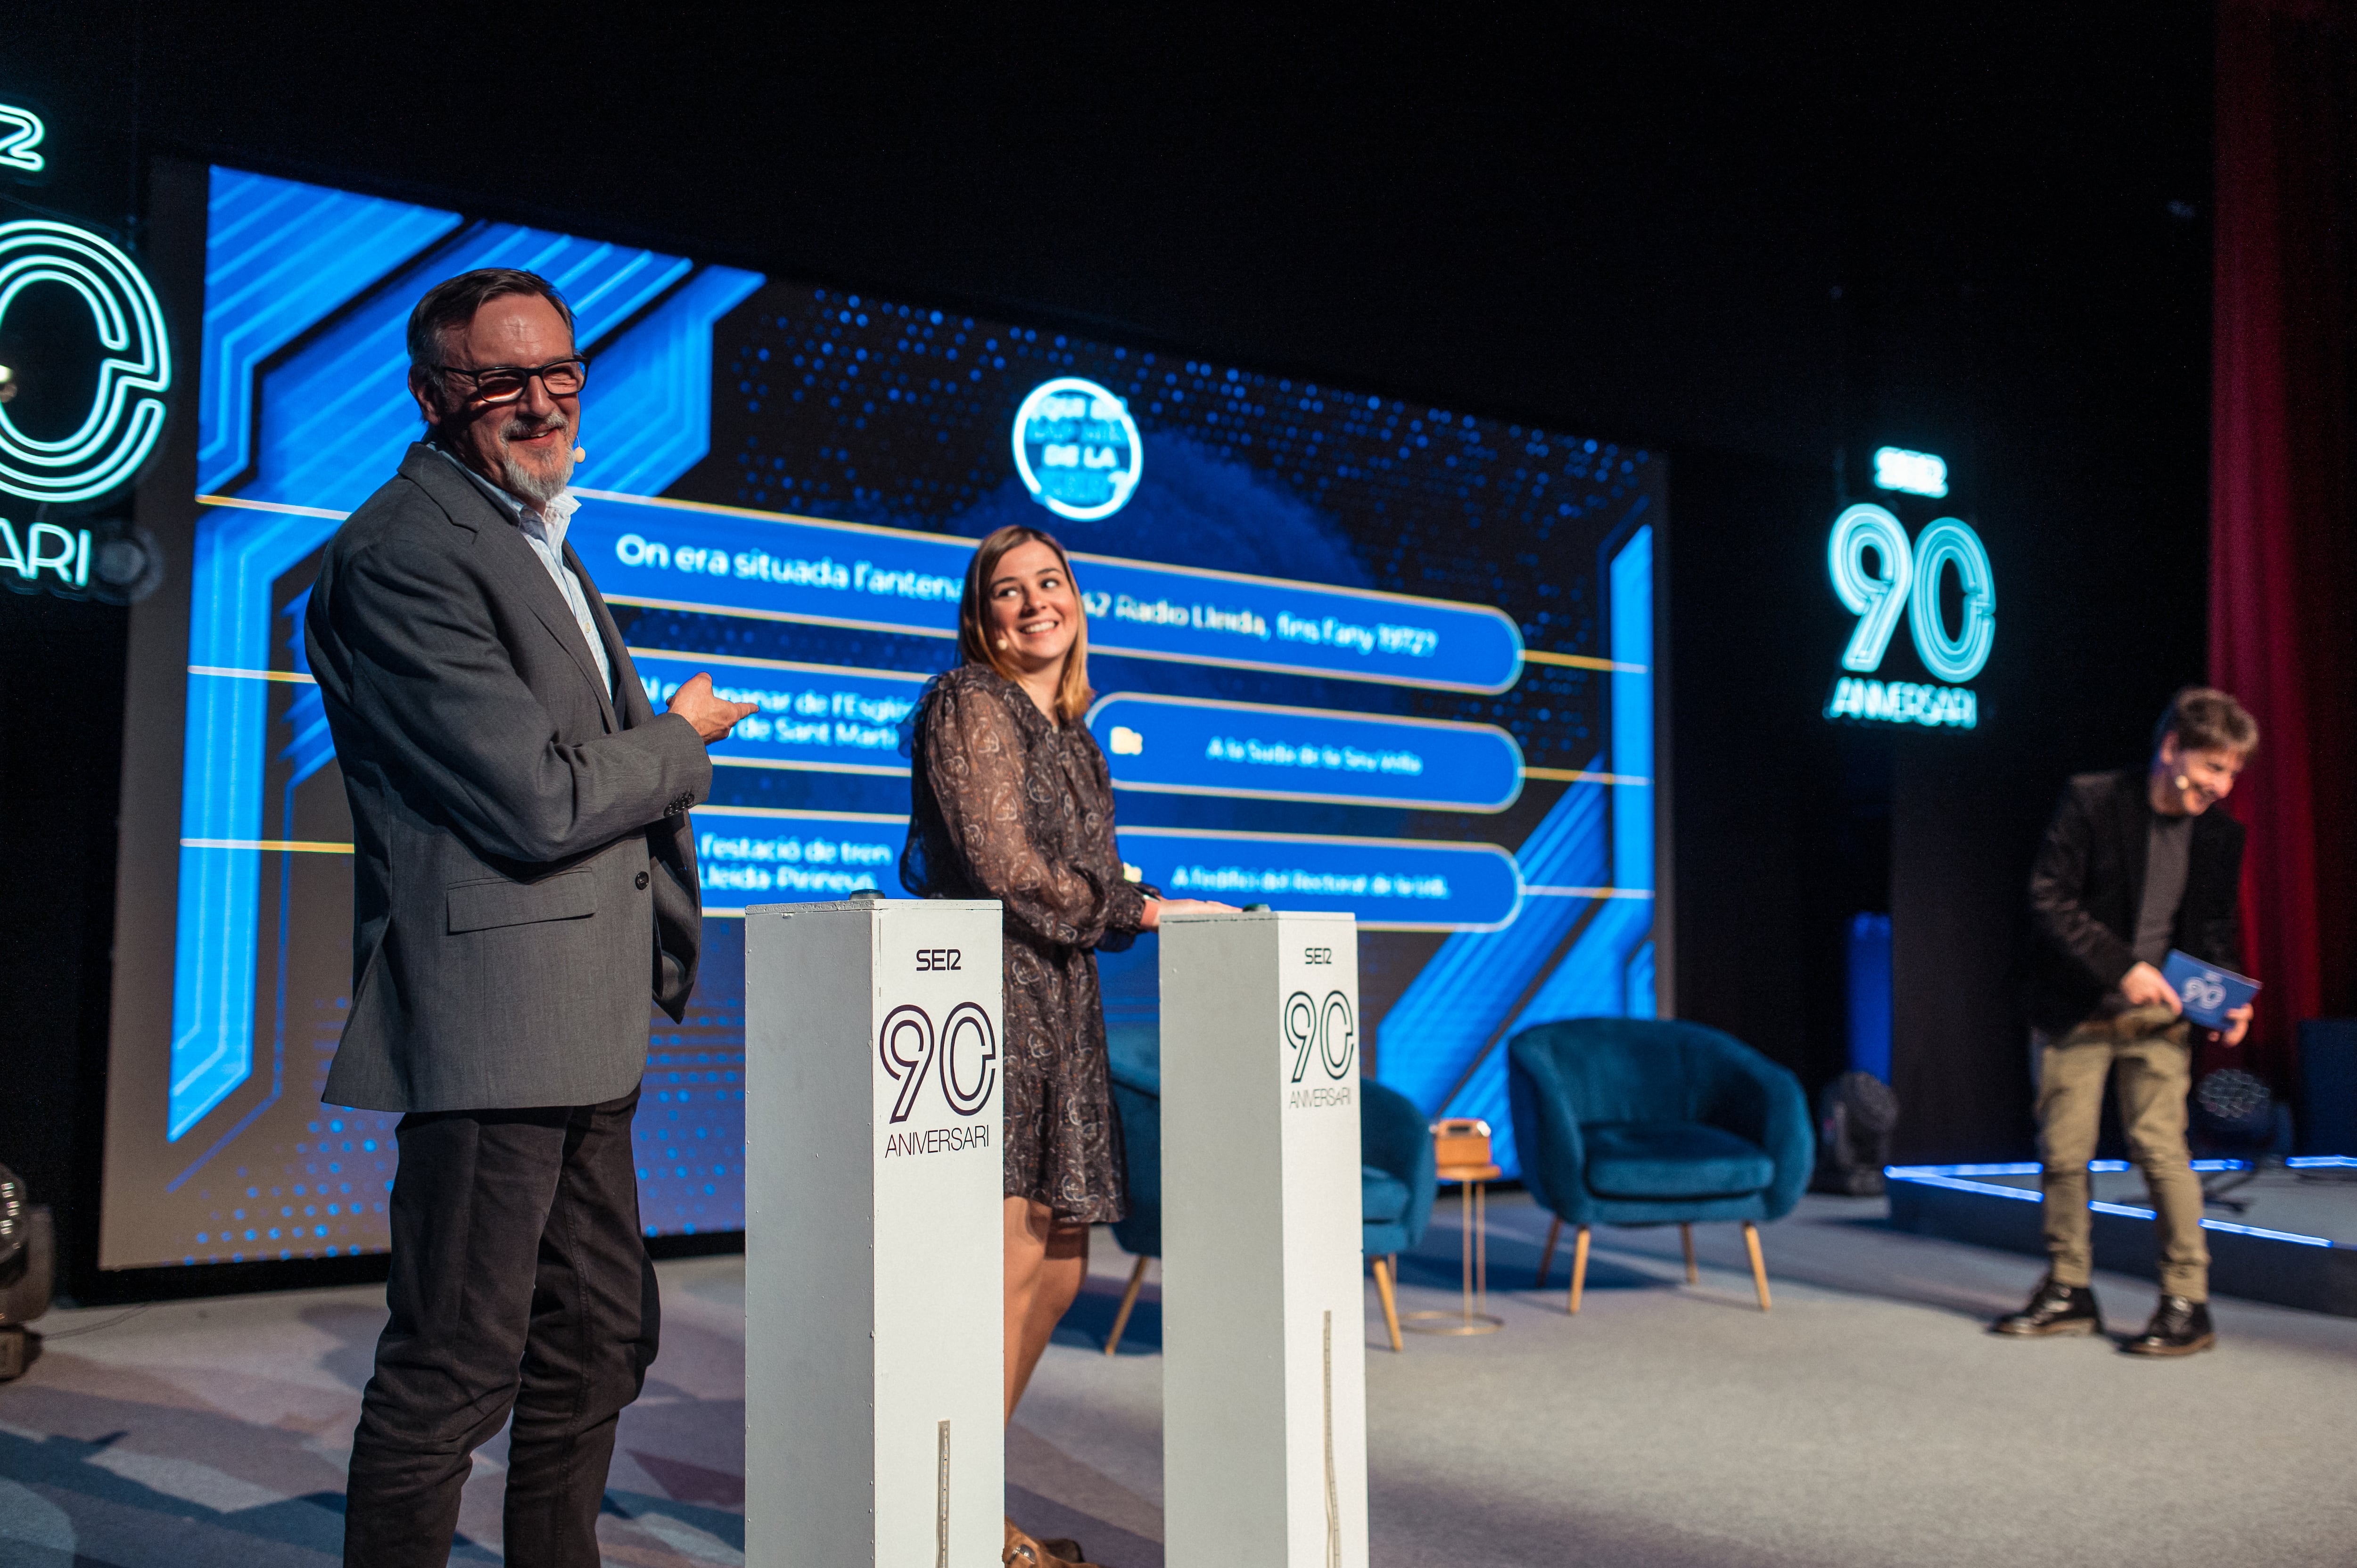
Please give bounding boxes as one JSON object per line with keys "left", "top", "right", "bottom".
{"left": 2217, "top": 1003, "right": 2253, "bottom": 1048}
{"left": 2118, "top": 961, "right": 2183, "bottom": 1015}
{"left": 668, "top": 672, "right": 758, "bottom": 744}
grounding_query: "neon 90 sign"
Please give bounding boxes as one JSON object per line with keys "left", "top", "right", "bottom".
{"left": 1824, "top": 502, "right": 1994, "bottom": 730}
{"left": 0, "top": 101, "right": 173, "bottom": 598}
{"left": 0, "top": 219, "right": 172, "bottom": 504}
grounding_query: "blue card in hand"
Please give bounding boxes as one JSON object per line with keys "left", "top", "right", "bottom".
{"left": 2162, "top": 949, "right": 2261, "bottom": 1030}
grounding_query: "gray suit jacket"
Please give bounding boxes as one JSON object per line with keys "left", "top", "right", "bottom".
{"left": 305, "top": 443, "right": 711, "bottom": 1112}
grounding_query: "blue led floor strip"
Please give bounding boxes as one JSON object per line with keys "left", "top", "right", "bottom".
{"left": 1886, "top": 1171, "right": 2339, "bottom": 1247}
{"left": 1886, "top": 1160, "right": 2254, "bottom": 1178}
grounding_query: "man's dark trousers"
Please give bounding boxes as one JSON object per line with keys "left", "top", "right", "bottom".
{"left": 344, "top": 1089, "right": 657, "bottom": 1568}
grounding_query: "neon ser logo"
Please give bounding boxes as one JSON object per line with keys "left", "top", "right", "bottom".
{"left": 1824, "top": 502, "right": 1994, "bottom": 731}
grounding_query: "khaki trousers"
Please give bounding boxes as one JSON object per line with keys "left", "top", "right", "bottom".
{"left": 2035, "top": 1005, "right": 2209, "bottom": 1300}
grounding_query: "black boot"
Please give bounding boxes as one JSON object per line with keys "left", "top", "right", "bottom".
{"left": 1991, "top": 1276, "right": 2103, "bottom": 1336}
{"left": 2122, "top": 1295, "right": 2215, "bottom": 1356}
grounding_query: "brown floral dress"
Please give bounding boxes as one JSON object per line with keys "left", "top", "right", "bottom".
{"left": 902, "top": 664, "right": 1150, "bottom": 1223}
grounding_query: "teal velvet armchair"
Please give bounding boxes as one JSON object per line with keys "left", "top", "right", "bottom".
{"left": 1359, "top": 1078, "right": 1439, "bottom": 1350}
{"left": 1507, "top": 1017, "right": 1813, "bottom": 1314}
{"left": 1104, "top": 1021, "right": 1162, "bottom": 1355}
{"left": 1101, "top": 1021, "right": 1438, "bottom": 1353}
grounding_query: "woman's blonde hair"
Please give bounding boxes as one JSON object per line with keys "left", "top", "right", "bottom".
{"left": 957, "top": 524, "right": 1093, "bottom": 722}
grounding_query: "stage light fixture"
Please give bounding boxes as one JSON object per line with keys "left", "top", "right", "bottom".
{"left": 0, "top": 1162, "right": 52, "bottom": 1382}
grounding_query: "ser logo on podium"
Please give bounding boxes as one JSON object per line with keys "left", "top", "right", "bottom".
{"left": 1285, "top": 990, "right": 1357, "bottom": 1084}
{"left": 878, "top": 1001, "right": 999, "bottom": 1124}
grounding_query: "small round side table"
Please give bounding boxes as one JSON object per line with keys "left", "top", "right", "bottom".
{"left": 1402, "top": 1159, "right": 1505, "bottom": 1335}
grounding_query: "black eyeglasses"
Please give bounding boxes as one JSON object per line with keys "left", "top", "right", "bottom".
{"left": 434, "top": 356, "right": 588, "bottom": 404}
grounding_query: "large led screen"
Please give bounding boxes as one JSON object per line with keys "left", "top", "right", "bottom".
{"left": 99, "top": 164, "right": 1663, "bottom": 1268}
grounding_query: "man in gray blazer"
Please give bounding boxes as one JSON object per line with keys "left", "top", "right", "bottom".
{"left": 305, "top": 267, "right": 754, "bottom": 1568}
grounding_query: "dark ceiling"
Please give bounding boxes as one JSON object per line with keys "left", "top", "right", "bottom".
{"left": 13, "top": 3, "right": 2212, "bottom": 479}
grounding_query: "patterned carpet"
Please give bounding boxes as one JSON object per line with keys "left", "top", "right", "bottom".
{"left": 5, "top": 1195, "right": 2356, "bottom": 1566}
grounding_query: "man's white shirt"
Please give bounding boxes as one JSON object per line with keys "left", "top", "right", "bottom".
{"left": 433, "top": 444, "right": 614, "bottom": 697}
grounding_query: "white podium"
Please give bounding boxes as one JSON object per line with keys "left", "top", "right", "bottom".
{"left": 744, "top": 894, "right": 1004, "bottom": 1567}
{"left": 1160, "top": 909, "right": 1369, "bottom": 1568}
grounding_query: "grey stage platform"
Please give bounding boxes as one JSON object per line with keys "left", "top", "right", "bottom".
{"left": 1887, "top": 1156, "right": 2357, "bottom": 1317}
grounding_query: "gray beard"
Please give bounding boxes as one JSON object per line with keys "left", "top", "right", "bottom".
{"left": 499, "top": 441, "right": 574, "bottom": 509}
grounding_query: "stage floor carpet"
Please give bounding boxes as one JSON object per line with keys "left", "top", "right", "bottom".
{"left": 5, "top": 1191, "right": 2355, "bottom": 1566}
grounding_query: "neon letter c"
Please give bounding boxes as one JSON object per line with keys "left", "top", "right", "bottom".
{"left": 0, "top": 220, "right": 173, "bottom": 504}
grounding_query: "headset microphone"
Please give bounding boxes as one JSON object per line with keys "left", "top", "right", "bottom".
{"left": 573, "top": 445, "right": 586, "bottom": 463}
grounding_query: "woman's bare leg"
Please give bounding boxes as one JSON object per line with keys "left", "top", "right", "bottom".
{"left": 1014, "top": 1223, "right": 1088, "bottom": 1413}
{"left": 1003, "top": 1197, "right": 1090, "bottom": 1421}
{"left": 1004, "top": 1197, "right": 1047, "bottom": 1420}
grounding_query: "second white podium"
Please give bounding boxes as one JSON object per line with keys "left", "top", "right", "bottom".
{"left": 744, "top": 894, "right": 1004, "bottom": 1568}
{"left": 1160, "top": 908, "right": 1369, "bottom": 1568}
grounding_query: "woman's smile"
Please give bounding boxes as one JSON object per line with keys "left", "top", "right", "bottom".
{"left": 987, "top": 539, "right": 1082, "bottom": 681}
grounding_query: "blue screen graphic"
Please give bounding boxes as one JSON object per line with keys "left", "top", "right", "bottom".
{"left": 111, "top": 164, "right": 1661, "bottom": 1268}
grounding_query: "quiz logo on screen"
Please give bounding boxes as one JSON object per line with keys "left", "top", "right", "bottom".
{"left": 1012, "top": 376, "right": 1142, "bottom": 521}
{"left": 879, "top": 1001, "right": 999, "bottom": 1123}
{"left": 0, "top": 218, "right": 172, "bottom": 504}
{"left": 1823, "top": 502, "right": 1994, "bottom": 731}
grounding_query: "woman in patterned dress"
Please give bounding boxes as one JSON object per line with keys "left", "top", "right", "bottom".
{"left": 903, "top": 525, "right": 1228, "bottom": 1566}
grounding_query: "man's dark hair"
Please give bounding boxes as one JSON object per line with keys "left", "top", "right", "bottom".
{"left": 405, "top": 269, "right": 576, "bottom": 409}
{"left": 2153, "top": 685, "right": 2259, "bottom": 758}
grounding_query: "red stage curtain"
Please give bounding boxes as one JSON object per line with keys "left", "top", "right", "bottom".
{"left": 2210, "top": 0, "right": 2357, "bottom": 1088}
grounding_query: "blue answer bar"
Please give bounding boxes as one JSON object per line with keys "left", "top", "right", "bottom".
{"left": 693, "top": 812, "right": 1525, "bottom": 932}
{"left": 692, "top": 807, "right": 910, "bottom": 910}
{"left": 570, "top": 491, "right": 1523, "bottom": 692}
{"left": 633, "top": 651, "right": 925, "bottom": 777}
{"left": 1116, "top": 828, "right": 1522, "bottom": 932}
{"left": 1088, "top": 692, "right": 1523, "bottom": 812}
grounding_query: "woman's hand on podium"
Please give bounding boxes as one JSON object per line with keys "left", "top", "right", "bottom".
{"left": 667, "top": 671, "right": 759, "bottom": 743}
{"left": 1141, "top": 898, "right": 1237, "bottom": 930}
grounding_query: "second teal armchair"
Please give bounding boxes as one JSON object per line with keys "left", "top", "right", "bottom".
{"left": 1100, "top": 1021, "right": 1438, "bottom": 1353}
{"left": 1508, "top": 1017, "right": 1813, "bottom": 1314}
